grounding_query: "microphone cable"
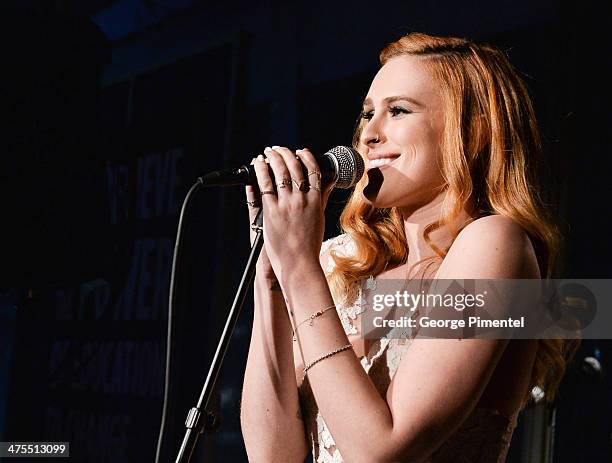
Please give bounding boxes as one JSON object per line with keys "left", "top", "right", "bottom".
{"left": 155, "top": 178, "right": 203, "bottom": 463}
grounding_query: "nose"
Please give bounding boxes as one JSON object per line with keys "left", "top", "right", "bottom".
{"left": 360, "top": 115, "right": 383, "bottom": 148}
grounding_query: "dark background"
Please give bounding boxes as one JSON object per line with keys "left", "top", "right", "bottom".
{"left": 0, "top": 0, "right": 609, "bottom": 462}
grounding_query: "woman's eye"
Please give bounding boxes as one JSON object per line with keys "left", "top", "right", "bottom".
{"left": 360, "top": 110, "right": 374, "bottom": 121}
{"left": 361, "top": 106, "right": 410, "bottom": 121}
{"left": 389, "top": 106, "right": 410, "bottom": 116}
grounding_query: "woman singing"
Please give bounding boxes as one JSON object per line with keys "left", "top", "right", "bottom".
{"left": 240, "top": 32, "right": 574, "bottom": 462}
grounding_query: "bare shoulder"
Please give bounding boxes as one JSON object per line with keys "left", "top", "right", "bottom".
{"left": 456, "top": 215, "right": 531, "bottom": 248}
{"left": 437, "top": 215, "right": 540, "bottom": 279}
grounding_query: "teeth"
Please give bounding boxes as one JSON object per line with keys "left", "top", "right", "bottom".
{"left": 368, "top": 157, "right": 398, "bottom": 167}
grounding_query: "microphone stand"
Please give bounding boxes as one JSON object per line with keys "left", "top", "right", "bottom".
{"left": 174, "top": 209, "right": 264, "bottom": 462}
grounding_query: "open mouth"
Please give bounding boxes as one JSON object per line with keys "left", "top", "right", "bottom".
{"left": 368, "top": 156, "right": 400, "bottom": 168}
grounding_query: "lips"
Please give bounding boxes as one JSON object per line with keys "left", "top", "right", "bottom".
{"left": 367, "top": 155, "right": 400, "bottom": 168}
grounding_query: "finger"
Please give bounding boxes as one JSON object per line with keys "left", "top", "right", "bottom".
{"left": 264, "top": 147, "right": 293, "bottom": 198}
{"left": 245, "top": 158, "right": 262, "bottom": 216}
{"left": 296, "top": 148, "right": 322, "bottom": 195}
{"left": 245, "top": 185, "right": 261, "bottom": 217}
{"left": 272, "top": 145, "right": 308, "bottom": 193}
{"left": 253, "top": 153, "right": 277, "bottom": 205}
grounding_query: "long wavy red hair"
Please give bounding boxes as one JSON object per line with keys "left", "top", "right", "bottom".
{"left": 327, "top": 32, "right": 578, "bottom": 407}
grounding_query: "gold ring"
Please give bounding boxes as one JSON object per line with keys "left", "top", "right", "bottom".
{"left": 276, "top": 178, "right": 292, "bottom": 189}
{"left": 291, "top": 178, "right": 309, "bottom": 192}
{"left": 307, "top": 172, "right": 322, "bottom": 192}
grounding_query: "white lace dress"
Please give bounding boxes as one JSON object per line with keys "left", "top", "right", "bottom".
{"left": 297, "top": 234, "right": 519, "bottom": 463}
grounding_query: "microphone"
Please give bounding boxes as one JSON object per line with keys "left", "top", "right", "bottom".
{"left": 199, "top": 146, "right": 365, "bottom": 189}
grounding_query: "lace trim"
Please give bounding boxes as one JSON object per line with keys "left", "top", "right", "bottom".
{"left": 321, "top": 234, "right": 365, "bottom": 335}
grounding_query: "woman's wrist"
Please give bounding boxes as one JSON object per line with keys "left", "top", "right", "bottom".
{"left": 254, "top": 269, "right": 282, "bottom": 292}
{"left": 279, "top": 259, "right": 325, "bottom": 289}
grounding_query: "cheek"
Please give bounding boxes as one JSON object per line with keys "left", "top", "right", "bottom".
{"left": 394, "top": 140, "right": 444, "bottom": 183}
{"left": 394, "top": 123, "right": 444, "bottom": 181}
{"left": 391, "top": 122, "right": 440, "bottom": 160}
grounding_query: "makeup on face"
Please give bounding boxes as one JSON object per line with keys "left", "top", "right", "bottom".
{"left": 358, "top": 56, "right": 446, "bottom": 210}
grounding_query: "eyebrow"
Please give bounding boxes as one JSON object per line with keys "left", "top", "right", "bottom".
{"left": 362, "top": 95, "right": 424, "bottom": 108}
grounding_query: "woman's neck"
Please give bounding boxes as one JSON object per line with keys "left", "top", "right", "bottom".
{"left": 399, "top": 191, "right": 478, "bottom": 272}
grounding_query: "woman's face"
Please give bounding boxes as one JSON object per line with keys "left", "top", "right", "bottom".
{"left": 359, "top": 55, "right": 447, "bottom": 211}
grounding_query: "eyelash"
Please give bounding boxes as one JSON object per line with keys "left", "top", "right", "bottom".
{"left": 360, "top": 106, "right": 411, "bottom": 121}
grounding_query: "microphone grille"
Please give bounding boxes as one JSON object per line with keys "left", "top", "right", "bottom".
{"left": 326, "top": 146, "right": 365, "bottom": 189}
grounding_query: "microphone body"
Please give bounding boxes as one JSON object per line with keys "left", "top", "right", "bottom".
{"left": 199, "top": 146, "right": 364, "bottom": 189}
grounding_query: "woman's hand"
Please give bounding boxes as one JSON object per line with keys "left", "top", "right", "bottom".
{"left": 252, "top": 146, "right": 333, "bottom": 284}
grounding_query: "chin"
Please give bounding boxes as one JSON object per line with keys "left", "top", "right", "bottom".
{"left": 362, "top": 167, "right": 417, "bottom": 208}
{"left": 361, "top": 189, "right": 409, "bottom": 209}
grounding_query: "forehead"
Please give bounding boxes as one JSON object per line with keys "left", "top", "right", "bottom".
{"left": 365, "top": 55, "right": 438, "bottom": 104}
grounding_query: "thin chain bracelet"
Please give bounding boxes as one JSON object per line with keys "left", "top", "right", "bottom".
{"left": 292, "top": 305, "right": 336, "bottom": 341}
{"left": 303, "top": 343, "right": 353, "bottom": 375}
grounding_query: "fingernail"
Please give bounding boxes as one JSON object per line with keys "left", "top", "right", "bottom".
{"left": 272, "top": 145, "right": 280, "bottom": 149}
{"left": 257, "top": 154, "right": 264, "bottom": 161}
{"left": 296, "top": 149, "right": 303, "bottom": 153}
{"left": 264, "top": 147, "right": 272, "bottom": 153}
